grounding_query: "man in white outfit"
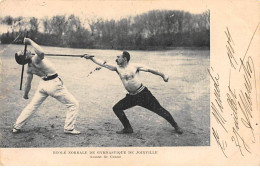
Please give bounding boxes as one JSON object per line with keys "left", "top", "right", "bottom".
{"left": 13, "top": 38, "right": 80, "bottom": 134}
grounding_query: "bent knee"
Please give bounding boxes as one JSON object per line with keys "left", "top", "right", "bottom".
{"left": 112, "top": 104, "right": 121, "bottom": 112}
{"left": 112, "top": 105, "right": 117, "bottom": 112}
{"left": 69, "top": 99, "right": 79, "bottom": 110}
{"left": 74, "top": 100, "right": 79, "bottom": 109}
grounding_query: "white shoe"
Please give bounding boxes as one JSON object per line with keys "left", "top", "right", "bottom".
{"left": 12, "top": 128, "right": 21, "bottom": 133}
{"left": 64, "top": 129, "right": 81, "bottom": 135}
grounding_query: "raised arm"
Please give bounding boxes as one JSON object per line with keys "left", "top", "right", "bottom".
{"left": 23, "top": 72, "right": 33, "bottom": 99}
{"left": 137, "top": 64, "right": 169, "bottom": 82}
{"left": 83, "top": 54, "right": 117, "bottom": 71}
{"left": 24, "top": 38, "right": 44, "bottom": 62}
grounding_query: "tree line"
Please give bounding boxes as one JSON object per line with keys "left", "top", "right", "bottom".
{"left": 0, "top": 10, "right": 210, "bottom": 50}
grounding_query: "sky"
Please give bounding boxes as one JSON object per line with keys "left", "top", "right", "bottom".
{"left": 0, "top": 0, "right": 209, "bottom": 20}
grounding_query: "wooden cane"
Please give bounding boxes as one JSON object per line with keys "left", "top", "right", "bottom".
{"left": 19, "top": 31, "right": 28, "bottom": 90}
{"left": 31, "top": 53, "right": 94, "bottom": 57}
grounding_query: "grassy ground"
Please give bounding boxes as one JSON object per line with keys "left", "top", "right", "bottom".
{"left": 0, "top": 44, "right": 210, "bottom": 147}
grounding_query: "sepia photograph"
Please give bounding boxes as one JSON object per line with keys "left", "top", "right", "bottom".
{"left": 0, "top": 0, "right": 259, "bottom": 166}
{"left": 0, "top": 0, "right": 210, "bottom": 148}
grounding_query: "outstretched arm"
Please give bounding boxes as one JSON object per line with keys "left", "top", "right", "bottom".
{"left": 82, "top": 54, "right": 117, "bottom": 71}
{"left": 24, "top": 38, "right": 44, "bottom": 62}
{"left": 137, "top": 65, "right": 169, "bottom": 82}
{"left": 23, "top": 72, "right": 33, "bottom": 99}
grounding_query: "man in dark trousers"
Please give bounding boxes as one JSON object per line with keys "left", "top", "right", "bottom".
{"left": 83, "top": 51, "right": 183, "bottom": 134}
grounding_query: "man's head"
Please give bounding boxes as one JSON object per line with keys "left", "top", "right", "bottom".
{"left": 15, "top": 50, "right": 32, "bottom": 65}
{"left": 116, "top": 51, "right": 130, "bottom": 66}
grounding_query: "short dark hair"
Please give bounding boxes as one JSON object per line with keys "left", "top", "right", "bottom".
{"left": 15, "top": 52, "right": 30, "bottom": 65}
{"left": 123, "top": 51, "right": 130, "bottom": 62}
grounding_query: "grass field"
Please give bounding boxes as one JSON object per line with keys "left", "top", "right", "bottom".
{"left": 0, "top": 44, "right": 210, "bottom": 147}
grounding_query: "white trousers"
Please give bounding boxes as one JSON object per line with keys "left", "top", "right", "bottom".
{"left": 13, "top": 77, "right": 79, "bottom": 131}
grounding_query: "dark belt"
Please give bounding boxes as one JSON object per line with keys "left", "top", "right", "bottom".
{"left": 42, "top": 73, "right": 58, "bottom": 81}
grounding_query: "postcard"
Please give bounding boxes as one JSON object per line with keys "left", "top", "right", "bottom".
{"left": 0, "top": 0, "right": 259, "bottom": 166}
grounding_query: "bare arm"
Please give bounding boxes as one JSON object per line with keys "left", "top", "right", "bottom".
{"left": 137, "top": 65, "right": 169, "bottom": 82}
{"left": 83, "top": 54, "right": 117, "bottom": 71}
{"left": 23, "top": 72, "right": 33, "bottom": 99}
{"left": 24, "top": 38, "right": 44, "bottom": 62}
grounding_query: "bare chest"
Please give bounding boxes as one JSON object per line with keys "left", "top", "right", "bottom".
{"left": 27, "top": 59, "right": 56, "bottom": 77}
{"left": 117, "top": 66, "right": 137, "bottom": 80}
{"left": 27, "top": 64, "right": 46, "bottom": 77}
